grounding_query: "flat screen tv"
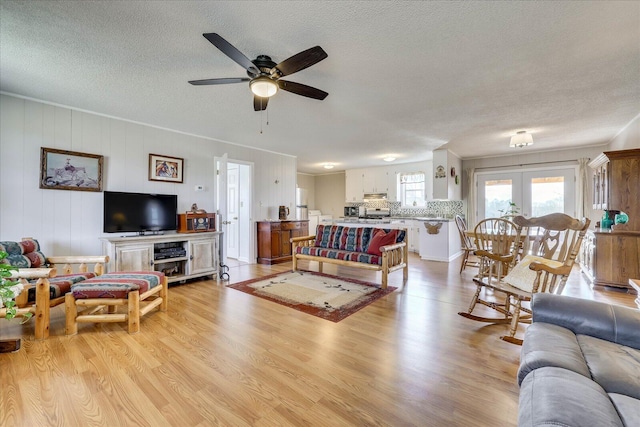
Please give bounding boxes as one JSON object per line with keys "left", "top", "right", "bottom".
{"left": 103, "top": 191, "right": 178, "bottom": 233}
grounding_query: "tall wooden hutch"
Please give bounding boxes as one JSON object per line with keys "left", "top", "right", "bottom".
{"left": 581, "top": 148, "right": 640, "bottom": 290}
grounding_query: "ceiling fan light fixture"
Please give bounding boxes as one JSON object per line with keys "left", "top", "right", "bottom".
{"left": 250, "top": 76, "right": 278, "bottom": 98}
{"left": 510, "top": 131, "right": 534, "bottom": 148}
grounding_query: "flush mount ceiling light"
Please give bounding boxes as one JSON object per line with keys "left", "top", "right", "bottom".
{"left": 510, "top": 131, "right": 534, "bottom": 148}
{"left": 250, "top": 76, "right": 279, "bottom": 98}
{"left": 383, "top": 156, "right": 396, "bottom": 162}
{"left": 323, "top": 163, "right": 335, "bottom": 169}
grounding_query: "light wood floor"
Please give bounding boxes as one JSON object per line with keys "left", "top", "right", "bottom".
{"left": 1, "top": 254, "right": 636, "bottom": 426}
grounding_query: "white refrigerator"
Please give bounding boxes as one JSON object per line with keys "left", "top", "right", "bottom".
{"left": 295, "top": 188, "right": 308, "bottom": 220}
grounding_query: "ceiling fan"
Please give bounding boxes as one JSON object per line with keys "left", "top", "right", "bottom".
{"left": 189, "top": 33, "right": 328, "bottom": 111}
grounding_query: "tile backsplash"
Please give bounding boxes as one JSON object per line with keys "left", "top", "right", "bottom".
{"left": 346, "top": 200, "right": 464, "bottom": 218}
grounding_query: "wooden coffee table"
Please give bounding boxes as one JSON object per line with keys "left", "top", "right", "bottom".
{"left": 629, "top": 279, "right": 640, "bottom": 308}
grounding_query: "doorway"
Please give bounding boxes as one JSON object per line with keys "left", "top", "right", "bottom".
{"left": 215, "top": 156, "right": 253, "bottom": 265}
{"left": 476, "top": 167, "right": 577, "bottom": 220}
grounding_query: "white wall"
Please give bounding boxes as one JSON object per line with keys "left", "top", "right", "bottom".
{"left": 608, "top": 113, "right": 640, "bottom": 151}
{"left": 462, "top": 145, "right": 608, "bottom": 225}
{"left": 0, "top": 94, "right": 296, "bottom": 258}
{"left": 314, "top": 172, "right": 346, "bottom": 218}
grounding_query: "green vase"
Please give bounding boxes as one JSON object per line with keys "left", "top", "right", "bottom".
{"left": 615, "top": 212, "right": 629, "bottom": 224}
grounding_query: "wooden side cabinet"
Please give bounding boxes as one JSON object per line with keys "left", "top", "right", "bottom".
{"left": 579, "top": 231, "right": 596, "bottom": 283}
{"left": 585, "top": 148, "right": 640, "bottom": 290}
{"left": 257, "top": 220, "right": 309, "bottom": 265}
{"left": 588, "top": 230, "right": 640, "bottom": 290}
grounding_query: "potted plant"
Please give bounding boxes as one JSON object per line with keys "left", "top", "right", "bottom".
{"left": 0, "top": 250, "right": 30, "bottom": 353}
{"left": 499, "top": 201, "right": 521, "bottom": 219}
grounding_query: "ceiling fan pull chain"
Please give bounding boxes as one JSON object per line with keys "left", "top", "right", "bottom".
{"left": 260, "top": 106, "right": 263, "bottom": 134}
{"left": 266, "top": 108, "right": 269, "bottom": 126}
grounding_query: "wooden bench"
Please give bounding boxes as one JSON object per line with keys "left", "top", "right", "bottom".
{"left": 291, "top": 225, "right": 408, "bottom": 289}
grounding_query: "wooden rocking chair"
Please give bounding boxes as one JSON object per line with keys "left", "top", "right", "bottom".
{"left": 458, "top": 213, "right": 590, "bottom": 344}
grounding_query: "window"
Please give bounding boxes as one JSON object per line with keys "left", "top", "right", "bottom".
{"left": 400, "top": 172, "right": 426, "bottom": 207}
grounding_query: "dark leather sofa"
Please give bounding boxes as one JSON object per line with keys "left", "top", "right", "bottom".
{"left": 517, "top": 293, "right": 640, "bottom": 426}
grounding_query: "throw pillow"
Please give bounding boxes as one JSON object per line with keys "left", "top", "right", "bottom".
{"left": 367, "top": 229, "right": 397, "bottom": 256}
{"left": 503, "top": 255, "right": 564, "bottom": 293}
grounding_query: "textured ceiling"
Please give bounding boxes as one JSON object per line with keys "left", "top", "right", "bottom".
{"left": 1, "top": 1, "right": 639, "bottom": 173}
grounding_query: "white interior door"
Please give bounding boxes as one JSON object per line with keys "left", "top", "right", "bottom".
{"left": 226, "top": 164, "right": 239, "bottom": 259}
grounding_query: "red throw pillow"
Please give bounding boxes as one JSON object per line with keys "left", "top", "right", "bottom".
{"left": 367, "top": 229, "right": 397, "bottom": 256}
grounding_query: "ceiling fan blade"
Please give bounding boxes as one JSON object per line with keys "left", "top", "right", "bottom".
{"left": 254, "top": 96, "right": 269, "bottom": 111}
{"left": 273, "top": 46, "right": 327, "bottom": 77}
{"left": 189, "top": 77, "right": 250, "bottom": 86}
{"left": 203, "top": 33, "right": 259, "bottom": 75}
{"left": 277, "top": 80, "right": 328, "bottom": 100}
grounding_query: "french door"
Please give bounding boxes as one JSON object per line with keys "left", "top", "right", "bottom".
{"left": 477, "top": 167, "right": 576, "bottom": 220}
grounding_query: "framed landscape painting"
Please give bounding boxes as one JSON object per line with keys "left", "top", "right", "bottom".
{"left": 149, "top": 153, "right": 184, "bottom": 183}
{"left": 40, "top": 147, "right": 103, "bottom": 192}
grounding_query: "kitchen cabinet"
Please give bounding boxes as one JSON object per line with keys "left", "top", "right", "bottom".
{"left": 345, "top": 169, "right": 363, "bottom": 202}
{"left": 363, "top": 169, "right": 390, "bottom": 194}
{"left": 345, "top": 166, "right": 398, "bottom": 202}
{"left": 385, "top": 169, "right": 399, "bottom": 202}
{"left": 102, "top": 232, "right": 220, "bottom": 283}
{"left": 257, "top": 220, "right": 309, "bottom": 264}
{"left": 390, "top": 219, "right": 419, "bottom": 252}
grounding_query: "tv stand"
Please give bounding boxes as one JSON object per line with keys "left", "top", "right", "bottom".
{"left": 102, "top": 232, "right": 220, "bottom": 283}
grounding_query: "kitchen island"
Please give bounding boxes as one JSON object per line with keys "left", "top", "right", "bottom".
{"left": 334, "top": 216, "right": 462, "bottom": 261}
{"left": 415, "top": 217, "right": 462, "bottom": 262}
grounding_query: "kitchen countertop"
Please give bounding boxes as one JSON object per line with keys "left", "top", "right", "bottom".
{"left": 259, "top": 219, "right": 309, "bottom": 223}
{"left": 337, "top": 216, "right": 456, "bottom": 223}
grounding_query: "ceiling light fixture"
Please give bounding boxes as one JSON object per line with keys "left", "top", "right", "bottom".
{"left": 510, "top": 131, "right": 534, "bottom": 148}
{"left": 383, "top": 156, "right": 396, "bottom": 162}
{"left": 323, "top": 163, "right": 335, "bottom": 169}
{"left": 250, "top": 76, "right": 278, "bottom": 98}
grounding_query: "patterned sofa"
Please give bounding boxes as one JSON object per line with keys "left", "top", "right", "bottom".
{"left": 291, "top": 225, "right": 408, "bottom": 289}
{"left": 0, "top": 238, "right": 108, "bottom": 339}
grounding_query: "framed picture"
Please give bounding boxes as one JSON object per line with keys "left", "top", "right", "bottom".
{"left": 149, "top": 153, "right": 184, "bottom": 183}
{"left": 40, "top": 147, "right": 103, "bottom": 192}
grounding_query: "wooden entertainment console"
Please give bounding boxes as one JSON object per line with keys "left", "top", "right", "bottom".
{"left": 102, "top": 232, "right": 220, "bottom": 283}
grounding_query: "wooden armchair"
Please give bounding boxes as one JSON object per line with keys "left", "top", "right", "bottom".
{"left": 458, "top": 213, "right": 590, "bottom": 344}
{"left": 0, "top": 238, "right": 108, "bottom": 339}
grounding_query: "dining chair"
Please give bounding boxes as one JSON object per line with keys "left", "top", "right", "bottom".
{"left": 454, "top": 215, "right": 480, "bottom": 274}
{"left": 472, "top": 217, "right": 521, "bottom": 283}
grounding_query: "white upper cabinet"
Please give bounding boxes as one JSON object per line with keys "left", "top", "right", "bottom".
{"left": 386, "top": 169, "right": 398, "bottom": 202}
{"left": 363, "top": 168, "right": 390, "bottom": 194}
{"left": 345, "top": 169, "right": 364, "bottom": 202}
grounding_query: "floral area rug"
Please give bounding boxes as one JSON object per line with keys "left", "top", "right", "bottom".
{"left": 227, "top": 270, "right": 396, "bottom": 322}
